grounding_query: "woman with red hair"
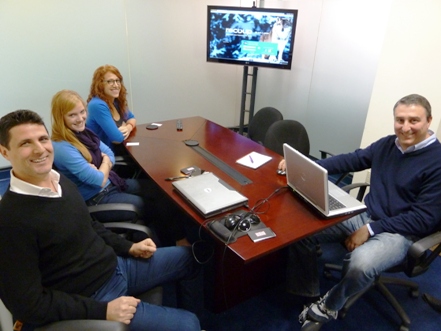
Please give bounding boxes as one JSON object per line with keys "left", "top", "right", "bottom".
{"left": 87, "top": 65, "right": 135, "bottom": 156}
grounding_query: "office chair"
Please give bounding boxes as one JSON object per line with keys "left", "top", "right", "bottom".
{"left": 0, "top": 303, "right": 128, "bottom": 331}
{"left": 263, "top": 119, "right": 310, "bottom": 156}
{"left": 114, "top": 154, "right": 143, "bottom": 179}
{"left": 319, "top": 150, "right": 351, "bottom": 186}
{"left": 322, "top": 183, "right": 441, "bottom": 331}
{"left": 247, "top": 107, "right": 283, "bottom": 145}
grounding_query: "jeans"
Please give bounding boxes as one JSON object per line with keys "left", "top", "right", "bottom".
{"left": 286, "top": 212, "right": 414, "bottom": 311}
{"left": 91, "top": 246, "right": 202, "bottom": 331}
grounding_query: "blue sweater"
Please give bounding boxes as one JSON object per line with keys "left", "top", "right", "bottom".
{"left": 52, "top": 139, "right": 115, "bottom": 200}
{"left": 317, "top": 135, "right": 441, "bottom": 237}
{"left": 87, "top": 96, "right": 135, "bottom": 151}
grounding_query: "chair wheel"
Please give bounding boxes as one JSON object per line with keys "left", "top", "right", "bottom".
{"left": 338, "top": 310, "right": 347, "bottom": 319}
{"left": 409, "top": 289, "right": 419, "bottom": 298}
{"left": 399, "top": 325, "right": 409, "bottom": 331}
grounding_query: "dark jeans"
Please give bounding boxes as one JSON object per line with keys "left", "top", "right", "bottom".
{"left": 91, "top": 248, "right": 202, "bottom": 331}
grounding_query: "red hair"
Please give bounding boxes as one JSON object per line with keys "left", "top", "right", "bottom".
{"left": 87, "top": 65, "right": 129, "bottom": 118}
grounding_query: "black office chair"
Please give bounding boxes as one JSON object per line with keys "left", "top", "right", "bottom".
{"left": 263, "top": 119, "right": 310, "bottom": 156}
{"left": 247, "top": 107, "right": 283, "bottom": 145}
{"left": 35, "top": 320, "right": 128, "bottom": 331}
{"left": 322, "top": 183, "right": 441, "bottom": 331}
{"left": 320, "top": 150, "right": 351, "bottom": 186}
{"left": 114, "top": 154, "right": 143, "bottom": 179}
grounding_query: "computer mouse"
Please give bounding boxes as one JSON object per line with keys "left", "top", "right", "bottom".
{"left": 277, "top": 169, "right": 286, "bottom": 176}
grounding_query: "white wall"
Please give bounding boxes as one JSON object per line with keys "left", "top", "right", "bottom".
{"left": 353, "top": 0, "right": 441, "bottom": 184}
{"left": 1, "top": 0, "right": 438, "bottom": 170}
{"left": 257, "top": 0, "right": 392, "bottom": 157}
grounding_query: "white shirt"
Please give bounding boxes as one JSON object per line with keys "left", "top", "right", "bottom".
{"left": 9, "top": 169, "right": 62, "bottom": 198}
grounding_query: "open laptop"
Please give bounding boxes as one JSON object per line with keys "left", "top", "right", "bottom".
{"left": 172, "top": 172, "right": 248, "bottom": 218}
{"left": 283, "top": 143, "right": 366, "bottom": 218}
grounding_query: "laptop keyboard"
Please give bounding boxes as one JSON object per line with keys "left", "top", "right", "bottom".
{"left": 329, "top": 195, "right": 346, "bottom": 210}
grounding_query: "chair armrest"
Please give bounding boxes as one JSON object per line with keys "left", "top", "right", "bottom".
{"left": 319, "top": 150, "right": 335, "bottom": 159}
{"left": 88, "top": 203, "right": 140, "bottom": 223}
{"left": 114, "top": 157, "right": 135, "bottom": 167}
{"left": 88, "top": 203, "right": 140, "bottom": 215}
{"left": 103, "top": 222, "right": 154, "bottom": 238}
{"left": 409, "top": 231, "right": 441, "bottom": 258}
{"left": 35, "top": 320, "right": 128, "bottom": 331}
{"left": 341, "top": 183, "right": 370, "bottom": 202}
{"left": 406, "top": 231, "right": 441, "bottom": 277}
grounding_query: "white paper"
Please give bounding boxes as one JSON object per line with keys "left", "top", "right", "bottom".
{"left": 236, "top": 151, "right": 272, "bottom": 169}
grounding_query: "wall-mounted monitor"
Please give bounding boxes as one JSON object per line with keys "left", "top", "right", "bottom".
{"left": 207, "top": 5, "right": 298, "bottom": 70}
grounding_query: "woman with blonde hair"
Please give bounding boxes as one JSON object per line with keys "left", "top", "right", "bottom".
{"left": 86, "top": 65, "right": 135, "bottom": 156}
{"left": 51, "top": 90, "right": 190, "bottom": 246}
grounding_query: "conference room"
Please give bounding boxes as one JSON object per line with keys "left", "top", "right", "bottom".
{"left": 1, "top": 0, "right": 441, "bottom": 330}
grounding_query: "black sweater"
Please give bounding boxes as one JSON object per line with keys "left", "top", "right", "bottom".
{"left": 0, "top": 175, "right": 133, "bottom": 326}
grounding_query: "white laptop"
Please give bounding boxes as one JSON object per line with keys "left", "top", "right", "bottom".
{"left": 172, "top": 172, "right": 248, "bottom": 218}
{"left": 283, "top": 144, "right": 366, "bottom": 218}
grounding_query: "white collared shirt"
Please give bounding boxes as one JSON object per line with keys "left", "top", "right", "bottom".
{"left": 9, "top": 169, "right": 62, "bottom": 198}
{"left": 395, "top": 130, "right": 436, "bottom": 153}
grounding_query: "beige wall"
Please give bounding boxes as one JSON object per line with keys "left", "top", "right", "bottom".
{"left": 353, "top": 0, "right": 441, "bottom": 184}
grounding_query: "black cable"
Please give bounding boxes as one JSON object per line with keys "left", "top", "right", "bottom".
{"left": 219, "top": 185, "right": 289, "bottom": 309}
{"left": 191, "top": 219, "right": 215, "bottom": 265}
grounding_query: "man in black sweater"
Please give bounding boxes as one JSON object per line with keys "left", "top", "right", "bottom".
{"left": 0, "top": 110, "right": 202, "bottom": 331}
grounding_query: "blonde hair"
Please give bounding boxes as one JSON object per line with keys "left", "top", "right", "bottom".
{"left": 51, "top": 90, "right": 92, "bottom": 162}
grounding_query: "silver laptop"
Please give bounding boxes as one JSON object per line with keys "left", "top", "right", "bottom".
{"left": 172, "top": 172, "right": 248, "bottom": 218}
{"left": 283, "top": 143, "right": 366, "bottom": 218}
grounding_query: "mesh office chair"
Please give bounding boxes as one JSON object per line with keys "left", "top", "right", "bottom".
{"left": 247, "top": 107, "right": 283, "bottom": 145}
{"left": 323, "top": 183, "right": 441, "bottom": 331}
{"left": 263, "top": 119, "right": 310, "bottom": 156}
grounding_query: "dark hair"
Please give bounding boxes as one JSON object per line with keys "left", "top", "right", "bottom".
{"left": 0, "top": 110, "right": 47, "bottom": 149}
{"left": 393, "top": 94, "right": 432, "bottom": 119}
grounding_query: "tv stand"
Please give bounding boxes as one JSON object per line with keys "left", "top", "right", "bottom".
{"left": 238, "top": 66, "right": 258, "bottom": 135}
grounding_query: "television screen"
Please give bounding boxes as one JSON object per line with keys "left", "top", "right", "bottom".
{"left": 207, "top": 6, "right": 298, "bottom": 70}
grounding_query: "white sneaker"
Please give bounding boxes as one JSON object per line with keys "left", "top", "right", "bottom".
{"left": 307, "top": 294, "right": 338, "bottom": 323}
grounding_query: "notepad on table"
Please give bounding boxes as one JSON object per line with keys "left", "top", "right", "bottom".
{"left": 236, "top": 151, "right": 272, "bottom": 169}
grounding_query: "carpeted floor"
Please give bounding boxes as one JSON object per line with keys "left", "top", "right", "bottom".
{"left": 200, "top": 242, "right": 441, "bottom": 331}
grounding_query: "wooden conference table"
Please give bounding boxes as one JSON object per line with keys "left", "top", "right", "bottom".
{"left": 125, "top": 116, "right": 355, "bottom": 312}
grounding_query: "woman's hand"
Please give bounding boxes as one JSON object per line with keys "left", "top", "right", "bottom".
{"left": 119, "top": 124, "right": 131, "bottom": 140}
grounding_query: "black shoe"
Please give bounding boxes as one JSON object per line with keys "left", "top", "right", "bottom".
{"left": 422, "top": 293, "right": 441, "bottom": 314}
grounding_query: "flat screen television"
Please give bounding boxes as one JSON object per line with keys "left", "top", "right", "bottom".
{"left": 207, "top": 5, "right": 298, "bottom": 70}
